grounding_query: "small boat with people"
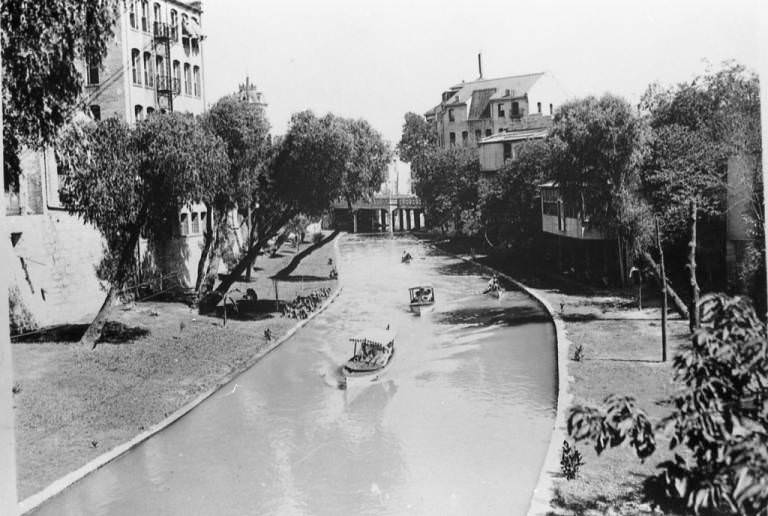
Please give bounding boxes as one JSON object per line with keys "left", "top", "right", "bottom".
{"left": 409, "top": 286, "right": 435, "bottom": 315}
{"left": 341, "top": 328, "right": 396, "bottom": 386}
{"left": 401, "top": 251, "right": 413, "bottom": 264}
{"left": 484, "top": 274, "right": 505, "bottom": 299}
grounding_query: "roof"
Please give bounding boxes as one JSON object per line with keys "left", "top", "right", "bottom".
{"left": 350, "top": 329, "right": 396, "bottom": 345}
{"left": 479, "top": 127, "right": 549, "bottom": 144}
{"left": 444, "top": 72, "right": 546, "bottom": 106}
{"left": 468, "top": 89, "right": 495, "bottom": 120}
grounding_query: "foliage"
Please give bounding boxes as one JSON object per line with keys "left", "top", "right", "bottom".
{"left": 560, "top": 440, "right": 585, "bottom": 480}
{"left": 286, "top": 214, "right": 310, "bottom": 243}
{"left": 312, "top": 232, "right": 324, "bottom": 244}
{"left": 340, "top": 118, "right": 393, "bottom": 207}
{"left": 568, "top": 294, "right": 768, "bottom": 515}
{"left": 397, "top": 112, "right": 437, "bottom": 163}
{"left": 411, "top": 146, "right": 479, "bottom": 234}
{"left": 2, "top": 0, "right": 118, "bottom": 189}
{"left": 478, "top": 139, "right": 551, "bottom": 248}
{"left": 9, "top": 285, "right": 37, "bottom": 335}
{"left": 572, "top": 344, "right": 584, "bottom": 362}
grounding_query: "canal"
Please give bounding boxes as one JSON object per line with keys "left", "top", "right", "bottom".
{"left": 31, "top": 234, "right": 557, "bottom": 516}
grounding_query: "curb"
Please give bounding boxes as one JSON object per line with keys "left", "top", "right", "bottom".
{"left": 19, "top": 236, "right": 345, "bottom": 515}
{"left": 435, "top": 248, "right": 570, "bottom": 516}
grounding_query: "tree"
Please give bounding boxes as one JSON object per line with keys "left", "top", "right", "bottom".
{"left": 568, "top": 294, "right": 768, "bottom": 515}
{"left": 549, "top": 94, "right": 651, "bottom": 281}
{"left": 199, "top": 95, "right": 270, "bottom": 294}
{"left": 340, "top": 117, "right": 393, "bottom": 209}
{"left": 396, "top": 112, "right": 436, "bottom": 163}
{"left": 58, "top": 114, "right": 228, "bottom": 347}
{"left": 2, "top": 0, "right": 118, "bottom": 189}
{"left": 197, "top": 111, "right": 360, "bottom": 313}
{"left": 411, "top": 146, "right": 479, "bottom": 235}
{"left": 479, "top": 139, "right": 551, "bottom": 248}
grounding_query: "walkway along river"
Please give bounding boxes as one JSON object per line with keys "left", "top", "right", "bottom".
{"left": 30, "top": 234, "right": 557, "bottom": 516}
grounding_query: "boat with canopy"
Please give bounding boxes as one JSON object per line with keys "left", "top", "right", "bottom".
{"left": 409, "top": 286, "right": 435, "bottom": 315}
{"left": 342, "top": 328, "right": 396, "bottom": 385}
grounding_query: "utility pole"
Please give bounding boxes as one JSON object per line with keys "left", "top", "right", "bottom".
{"left": 656, "top": 218, "right": 668, "bottom": 362}
{"left": 0, "top": 51, "right": 20, "bottom": 516}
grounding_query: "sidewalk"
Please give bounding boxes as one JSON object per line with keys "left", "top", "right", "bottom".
{"left": 12, "top": 235, "right": 339, "bottom": 500}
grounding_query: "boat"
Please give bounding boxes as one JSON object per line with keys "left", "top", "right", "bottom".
{"left": 486, "top": 286, "right": 505, "bottom": 299}
{"left": 401, "top": 252, "right": 413, "bottom": 264}
{"left": 409, "top": 286, "right": 435, "bottom": 315}
{"left": 342, "top": 328, "right": 396, "bottom": 385}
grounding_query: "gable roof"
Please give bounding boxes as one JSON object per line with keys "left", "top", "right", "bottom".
{"left": 444, "top": 72, "right": 546, "bottom": 106}
{"left": 468, "top": 88, "right": 495, "bottom": 119}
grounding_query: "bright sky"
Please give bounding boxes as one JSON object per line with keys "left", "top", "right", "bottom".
{"left": 202, "top": 0, "right": 763, "bottom": 184}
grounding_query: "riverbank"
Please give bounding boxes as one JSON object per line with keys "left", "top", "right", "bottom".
{"left": 432, "top": 239, "right": 689, "bottom": 515}
{"left": 12, "top": 234, "right": 339, "bottom": 503}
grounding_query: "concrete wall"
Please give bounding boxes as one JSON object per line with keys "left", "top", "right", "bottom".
{"left": 527, "top": 73, "right": 569, "bottom": 117}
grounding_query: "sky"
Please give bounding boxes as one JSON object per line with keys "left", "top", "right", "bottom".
{"left": 201, "top": 0, "right": 763, "bottom": 186}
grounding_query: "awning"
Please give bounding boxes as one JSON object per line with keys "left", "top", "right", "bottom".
{"left": 182, "top": 18, "right": 202, "bottom": 38}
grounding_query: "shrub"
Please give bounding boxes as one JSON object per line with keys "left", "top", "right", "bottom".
{"left": 568, "top": 293, "right": 768, "bottom": 515}
{"left": 9, "top": 285, "right": 37, "bottom": 335}
{"left": 560, "top": 440, "right": 585, "bottom": 480}
{"left": 573, "top": 344, "right": 584, "bottom": 361}
{"left": 311, "top": 232, "right": 323, "bottom": 244}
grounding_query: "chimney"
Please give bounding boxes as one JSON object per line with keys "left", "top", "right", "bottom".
{"left": 477, "top": 53, "right": 483, "bottom": 79}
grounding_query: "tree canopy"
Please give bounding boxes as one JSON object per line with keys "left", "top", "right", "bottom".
{"left": 397, "top": 112, "right": 437, "bottom": 163}
{"left": 2, "top": 0, "right": 118, "bottom": 189}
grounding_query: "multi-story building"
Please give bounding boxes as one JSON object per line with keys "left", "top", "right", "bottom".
{"left": 82, "top": 0, "right": 206, "bottom": 123}
{"left": 5, "top": 0, "right": 210, "bottom": 330}
{"left": 425, "top": 71, "right": 568, "bottom": 149}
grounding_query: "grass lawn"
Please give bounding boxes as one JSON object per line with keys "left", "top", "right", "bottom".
{"left": 12, "top": 235, "right": 338, "bottom": 500}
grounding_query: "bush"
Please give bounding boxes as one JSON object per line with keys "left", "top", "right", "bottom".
{"left": 311, "top": 232, "right": 323, "bottom": 244}
{"left": 560, "top": 440, "right": 585, "bottom": 480}
{"left": 9, "top": 285, "right": 37, "bottom": 335}
{"left": 572, "top": 344, "right": 584, "bottom": 361}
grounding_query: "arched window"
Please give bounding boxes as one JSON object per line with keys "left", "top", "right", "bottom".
{"left": 89, "top": 105, "right": 101, "bottom": 121}
{"left": 549, "top": 103, "right": 553, "bottom": 115}
{"left": 143, "top": 52, "right": 154, "bottom": 87}
{"left": 134, "top": 105, "right": 143, "bottom": 121}
{"left": 129, "top": 1, "right": 137, "bottom": 28}
{"left": 193, "top": 66, "right": 200, "bottom": 97}
{"left": 173, "top": 60, "right": 181, "bottom": 92}
{"left": 537, "top": 102, "right": 542, "bottom": 114}
{"left": 153, "top": 2, "right": 161, "bottom": 25}
{"left": 141, "top": 0, "right": 149, "bottom": 31}
{"left": 179, "top": 213, "right": 189, "bottom": 236}
{"left": 131, "top": 49, "right": 141, "bottom": 85}
{"left": 146, "top": 107, "right": 155, "bottom": 117}
{"left": 183, "top": 63, "right": 191, "bottom": 95}
{"left": 191, "top": 212, "right": 200, "bottom": 233}
{"left": 170, "top": 9, "right": 178, "bottom": 40}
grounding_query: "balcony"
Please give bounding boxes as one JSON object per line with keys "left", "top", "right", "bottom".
{"left": 156, "top": 75, "right": 181, "bottom": 96}
{"left": 153, "top": 21, "right": 178, "bottom": 42}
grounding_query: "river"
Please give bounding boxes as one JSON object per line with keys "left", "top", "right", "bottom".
{"left": 30, "top": 234, "right": 556, "bottom": 516}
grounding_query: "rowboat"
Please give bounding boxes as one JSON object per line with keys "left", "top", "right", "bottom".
{"left": 409, "top": 286, "right": 435, "bottom": 315}
{"left": 486, "top": 287, "right": 505, "bottom": 299}
{"left": 342, "top": 328, "right": 396, "bottom": 386}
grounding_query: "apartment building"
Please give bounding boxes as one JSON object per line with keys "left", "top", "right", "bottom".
{"left": 425, "top": 71, "right": 567, "bottom": 148}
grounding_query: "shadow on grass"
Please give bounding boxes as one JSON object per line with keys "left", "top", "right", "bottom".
{"left": 13, "top": 321, "right": 149, "bottom": 344}
{"left": 274, "top": 274, "right": 333, "bottom": 283}
{"left": 434, "top": 304, "right": 550, "bottom": 328}
{"left": 214, "top": 299, "right": 281, "bottom": 322}
{"left": 560, "top": 313, "right": 600, "bottom": 322}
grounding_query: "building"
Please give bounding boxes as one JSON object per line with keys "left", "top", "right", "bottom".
{"left": 477, "top": 119, "right": 551, "bottom": 173}
{"left": 82, "top": 0, "right": 206, "bottom": 123}
{"left": 425, "top": 71, "right": 567, "bottom": 149}
{"left": 237, "top": 76, "right": 267, "bottom": 108}
{"left": 5, "top": 0, "right": 210, "bottom": 330}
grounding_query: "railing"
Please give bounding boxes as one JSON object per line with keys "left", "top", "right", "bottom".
{"left": 156, "top": 75, "right": 181, "bottom": 95}
{"left": 153, "top": 21, "right": 178, "bottom": 42}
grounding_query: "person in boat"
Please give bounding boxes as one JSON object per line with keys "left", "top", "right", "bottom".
{"left": 401, "top": 251, "right": 412, "bottom": 263}
{"left": 486, "top": 274, "right": 501, "bottom": 293}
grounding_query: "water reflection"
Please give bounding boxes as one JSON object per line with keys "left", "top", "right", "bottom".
{"left": 31, "top": 234, "right": 556, "bottom": 516}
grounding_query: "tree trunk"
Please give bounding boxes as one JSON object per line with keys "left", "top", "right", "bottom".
{"left": 194, "top": 204, "right": 215, "bottom": 294}
{"left": 80, "top": 221, "right": 144, "bottom": 349}
{"left": 196, "top": 207, "right": 228, "bottom": 301}
{"left": 245, "top": 205, "right": 256, "bottom": 282}
{"left": 617, "top": 236, "right": 626, "bottom": 287}
{"left": 656, "top": 219, "right": 668, "bottom": 362}
{"left": 687, "top": 200, "right": 700, "bottom": 331}
{"left": 641, "top": 251, "right": 689, "bottom": 319}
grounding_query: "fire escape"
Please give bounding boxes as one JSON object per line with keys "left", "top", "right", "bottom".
{"left": 153, "top": 21, "right": 179, "bottom": 112}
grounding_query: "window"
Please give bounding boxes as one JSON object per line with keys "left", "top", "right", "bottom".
{"left": 170, "top": 10, "right": 178, "bottom": 40}
{"left": 179, "top": 213, "right": 189, "bottom": 236}
{"left": 153, "top": 2, "right": 161, "bottom": 25}
{"left": 549, "top": 103, "right": 553, "bottom": 115}
{"left": 497, "top": 103, "right": 505, "bottom": 118}
{"left": 503, "top": 142, "right": 512, "bottom": 161}
{"left": 156, "top": 55, "right": 164, "bottom": 82}
{"left": 485, "top": 129, "right": 492, "bottom": 137}
{"left": 146, "top": 107, "right": 155, "bottom": 117}
{"left": 193, "top": 66, "right": 201, "bottom": 97}
{"left": 191, "top": 39, "right": 199, "bottom": 55}
{"left": 141, "top": 0, "right": 149, "bottom": 31}
{"left": 173, "top": 60, "right": 181, "bottom": 92}
{"left": 129, "top": 1, "right": 137, "bottom": 28}
{"left": 449, "top": 132, "right": 456, "bottom": 146}
{"left": 89, "top": 105, "right": 101, "bottom": 121}
{"left": 143, "top": 52, "right": 154, "bottom": 87}
{"left": 183, "top": 63, "right": 191, "bottom": 94}
{"left": 537, "top": 102, "right": 542, "bottom": 114}
{"left": 475, "top": 129, "right": 481, "bottom": 141}
{"left": 191, "top": 212, "right": 200, "bottom": 234}
{"left": 181, "top": 13, "right": 189, "bottom": 37}
{"left": 461, "top": 131, "right": 468, "bottom": 146}
{"left": 511, "top": 102, "right": 520, "bottom": 117}
{"left": 542, "top": 189, "right": 558, "bottom": 216}
{"left": 86, "top": 59, "right": 100, "bottom": 85}
{"left": 448, "top": 108, "right": 454, "bottom": 122}
{"left": 134, "top": 105, "right": 143, "bottom": 121}
{"left": 131, "top": 49, "right": 141, "bottom": 85}
{"left": 200, "top": 211, "right": 207, "bottom": 231}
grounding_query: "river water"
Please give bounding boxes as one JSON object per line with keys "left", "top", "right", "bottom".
{"left": 31, "top": 234, "right": 556, "bottom": 516}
